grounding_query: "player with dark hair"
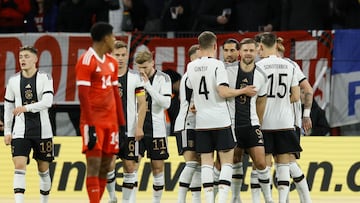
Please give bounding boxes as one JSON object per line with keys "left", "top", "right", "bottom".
{"left": 75, "top": 22, "right": 125, "bottom": 203}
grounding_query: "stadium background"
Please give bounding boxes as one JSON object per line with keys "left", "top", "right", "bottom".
{"left": 0, "top": 30, "right": 359, "bottom": 202}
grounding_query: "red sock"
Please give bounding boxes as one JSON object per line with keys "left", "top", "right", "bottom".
{"left": 86, "top": 176, "right": 100, "bottom": 203}
{"left": 99, "top": 178, "right": 107, "bottom": 199}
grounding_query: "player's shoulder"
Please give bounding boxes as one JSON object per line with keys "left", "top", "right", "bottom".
{"left": 7, "top": 72, "right": 21, "bottom": 83}
{"left": 37, "top": 70, "right": 53, "bottom": 80}
{"left": 156, "top": 70, "right": 171, "bottom": 82}
{"left": 254, "top": 65, "right": 268, "bottom": 79}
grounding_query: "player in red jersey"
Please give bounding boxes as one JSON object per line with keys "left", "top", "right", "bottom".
{"left": 75, "top": 22, "right": 125, "bottom": 203}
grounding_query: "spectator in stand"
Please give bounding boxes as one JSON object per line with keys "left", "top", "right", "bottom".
{"left": 57, "top": 0, "right": 92, "bottom": 32}
{"left": 161, "top": 0, "right": 191, "bottom": 31}
{"left": 25, "top": 0, "right": 58, "bottom": 32}
{"left": 281, "top": 0, "right": 332, "bottom": 30}
{"left": 235, "top": 0, "right": 281, "bottom": 32}
{"left": 192, "top": 0, "right": 236, "bottom": 32}
{"left": 0, "top": 0, "right": 31, "bottom": 33}
{"left": 122, "top": 0, "right": 147, "bottom": 31}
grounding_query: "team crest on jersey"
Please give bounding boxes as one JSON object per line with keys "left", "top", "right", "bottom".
{"left": 25, "top": 89, "right": 33, "bottom": 100}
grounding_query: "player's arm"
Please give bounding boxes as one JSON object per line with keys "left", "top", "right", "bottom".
{"left": 299, "top": 79, "right": 313, "bottom": 132}
{"left": 256, "top": 95, "right": 267, "bottom": 125}
{"left": 135, "top": 87, "right": 146, "bottom": 141}
{"left": 22, "top": 73, "right": 54, "bottom": 113}
{"left": 4, "top": 82, "right": 15, "bottom": 145}
{"left": 290, "top": 85, "right": 300, "bottom": 103}
{"left": 143, "top": 76, "right": 172, "bottom": 109}
{"left": 217, "top": 84, "right": 257, "bottom": 98}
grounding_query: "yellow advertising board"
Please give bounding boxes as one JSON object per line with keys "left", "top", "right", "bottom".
{"left": 0, "top": 136, "right": 359, "bottom": 201}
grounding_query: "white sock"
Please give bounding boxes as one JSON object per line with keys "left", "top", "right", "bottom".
{"left": 213, "top": 166, "right": 220, "bottom": 198}
{"left": 250, "top": 170, "right": 261, "bottom": 203}
{"left": 106, "top": 169, "right": 117, "bottom": 201}
{"left": 189, "top": 165, "right": 202, "bottom": 203}
{"left": 152, "top": 172, "right": 164, "bottom": 203}
{"left": 123, "top": 172, "right": 136, "bottom": 202}
{"left": 14, "top": 169, "right": 26, "bottom": 203}
{"left": 202, "top": 165, "right": 214, "bottom": 203}
{"left": 178, "top": 161, "right": 198, "bottom": 203}
{"left": 257, "top": 167, "right": 273, "bottom": 202}
{"left": 130, "top": 171, "right": 138, "bottom": 203}
{"left": 277, "top": 164, "right": 290, "bottom": 203}
{"left": 218, "top": 163, "right": 232, "bottom": 203}
{"left": 290, "top": 162, "right": 312, "bottom": 203}
{"left": 231, "top": 162, "right": 243, "bottom": 203}
{"left": 39, "top": 169, "right": 51, "bottom": 203}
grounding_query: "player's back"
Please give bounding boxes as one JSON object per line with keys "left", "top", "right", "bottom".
{"left": 256, "top": 55, "right": 298, "bottom": 130}
{"left": 186, "top": 57, "right": 231, "bottom": 129}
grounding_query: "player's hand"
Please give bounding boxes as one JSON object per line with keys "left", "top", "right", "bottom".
{"left": 189, "top": 104, "right": 196, "bottom": 113}
{"left": 13, "top": 106, "right": 27, "bottom": 116}
{"left": 140, "top": 71, "right": 149, "bottom": 83}
{"left": 87, "top": 126, "right": 97, "bottom": 150}
{"left": 242, "top": 85, "right": 257, "bottom": 97}
{"left": 4, "top": 134, "right": 11, "bottom": 146}
{"left": 302, "top": 117, "right": 312, "bottom": 135}
{"left": 135, "top": 127, "right": 144, "bottom": 141}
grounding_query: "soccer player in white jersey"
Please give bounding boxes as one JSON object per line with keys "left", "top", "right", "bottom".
{"left": 135, "top": 50, "right": 172, "bottom": 203}
{"left": 174, "top": 44, "right": 202, "bottom": 203}
{"left": 225, "top": 38, "right": 274, "bottom": 203}
{"left": 105, "top": 40, "right": 147, "bottom": 203}
{"left": 186, "top": 31, "right": 257, "bottom": 203}
{"left": 4, "top": 45, "right": 54, "bottom": 203}
{"left": 256, "top": 32, "right": 302, "bottom": 203}
{"left": 277, "top": 38, "right": 313, "bottom": 203}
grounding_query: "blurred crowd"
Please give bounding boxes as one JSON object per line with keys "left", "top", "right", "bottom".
{"left": 1, "top": 0, "right": 360, "bottom": 34}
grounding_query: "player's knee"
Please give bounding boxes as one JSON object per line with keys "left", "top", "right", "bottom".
{"left": 254, "top": 161, "right": 267, "bottom": 170}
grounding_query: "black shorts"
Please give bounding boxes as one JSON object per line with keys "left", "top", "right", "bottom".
{"left": 294, "top": 126, "right": 301, "bottom": 159}
{"left": 195, "top": 127, "right": 236, "bottom": 153}
{"left": 139, "top": 136, "right": 169, "bottom": 160}
{"left": 118, "top": 135, "right": 141, "bottom": 162}
{"left": 175, "top": 129, "right": 196, "bottom": 155}
{"left": 236, "top": 125, "right": 264, "bottom": 149}
{"left": 263, "top": 130, "right": 302, "bottom": 155}
{"left": 11, "top": 137, "right": 54, "bottom": 163}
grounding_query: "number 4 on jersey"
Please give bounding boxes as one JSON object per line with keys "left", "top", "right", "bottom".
{"left": 199, "top": 76, "right": 209, "bottom": 100}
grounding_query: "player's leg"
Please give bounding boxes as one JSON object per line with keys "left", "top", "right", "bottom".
{"left": 276, "top": 153, "right": 291, "bottom": 203}
{"left": 217, "top": 127, "right": 236, "bottom": 203}
{"left": 106, "top": 155, "right": 117, "bottom": 203}
{"left": 289, "top": 155, "right": 312, "bottom": 203}
{"left": 34, "top": 138, "right": 54, "bottom": 203}
{"left": 213, "top": 153, "right": 221, "bottom": 198}
{"left": 231, "top": 147, "right": 244, "bottom": 203}
{"left": 122, "top": 159, "right": 139, "bottom": 202}
{"left": 11, "top": 138, "right": 32, "bottom": 203}
{"left": 99, "top": 154, "right": 113, "bottom": 200}
{"left": 148, "top": 137, "right": 169, "bottom": 203}
{"left": 189, "top": 163, "right": 202, "bottom": 203}
{"left": 249, "top": 146, "right": 272, "bottom": 203}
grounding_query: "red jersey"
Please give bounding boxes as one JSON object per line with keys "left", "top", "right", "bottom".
{"left": 76, "top": 47, "right": 121, "bottom": 127}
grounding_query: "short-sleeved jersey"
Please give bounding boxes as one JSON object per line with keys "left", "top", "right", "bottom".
{"left": 4, "top": 71, "right": 54, "bottom": 139}
{"left": 76, "top": 47, "right": 119, "bottom": 126}
{"left": 118, "top": 69, "right": 145, "bottom": 137}
{"left": 256, "top": 55, "right": 299, "bottom": 130}
{"left": 186, "top": 57, "right": 231, "bottom": 129}
{"left": 143, "top": 70, "right": 172, "bottom": 138}
{"left": 285, "top": 58, "right": 306, "bottom": 128}
{"left": 174, "top": 72, "right": 195, "bottom": 132}
{"left": 225, "top": 62, "right": 268, "bottom": 127}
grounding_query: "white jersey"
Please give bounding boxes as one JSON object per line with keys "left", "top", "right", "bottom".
{"left": 4, "top": 71, "right": 54, "bottom": 139}
{"left": 285, "top": 58, "right": 307, "bottom": 128}
{"left": 186, "top": 57, "right": 231, "bottom": 129}
{"left": 174, "top": 72, "right": 196, "bottom": 132}
{"left": 118, "top": 69, "right": 145, "bottom": 137}
{"left": 143, "top": 70, "right": 172, "bottom": 138}
{"left": 256, "top": 55, "right": 299, "bottom": 130}
{"left": 225, "top": 62, "right": 268, "bottom": 127}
